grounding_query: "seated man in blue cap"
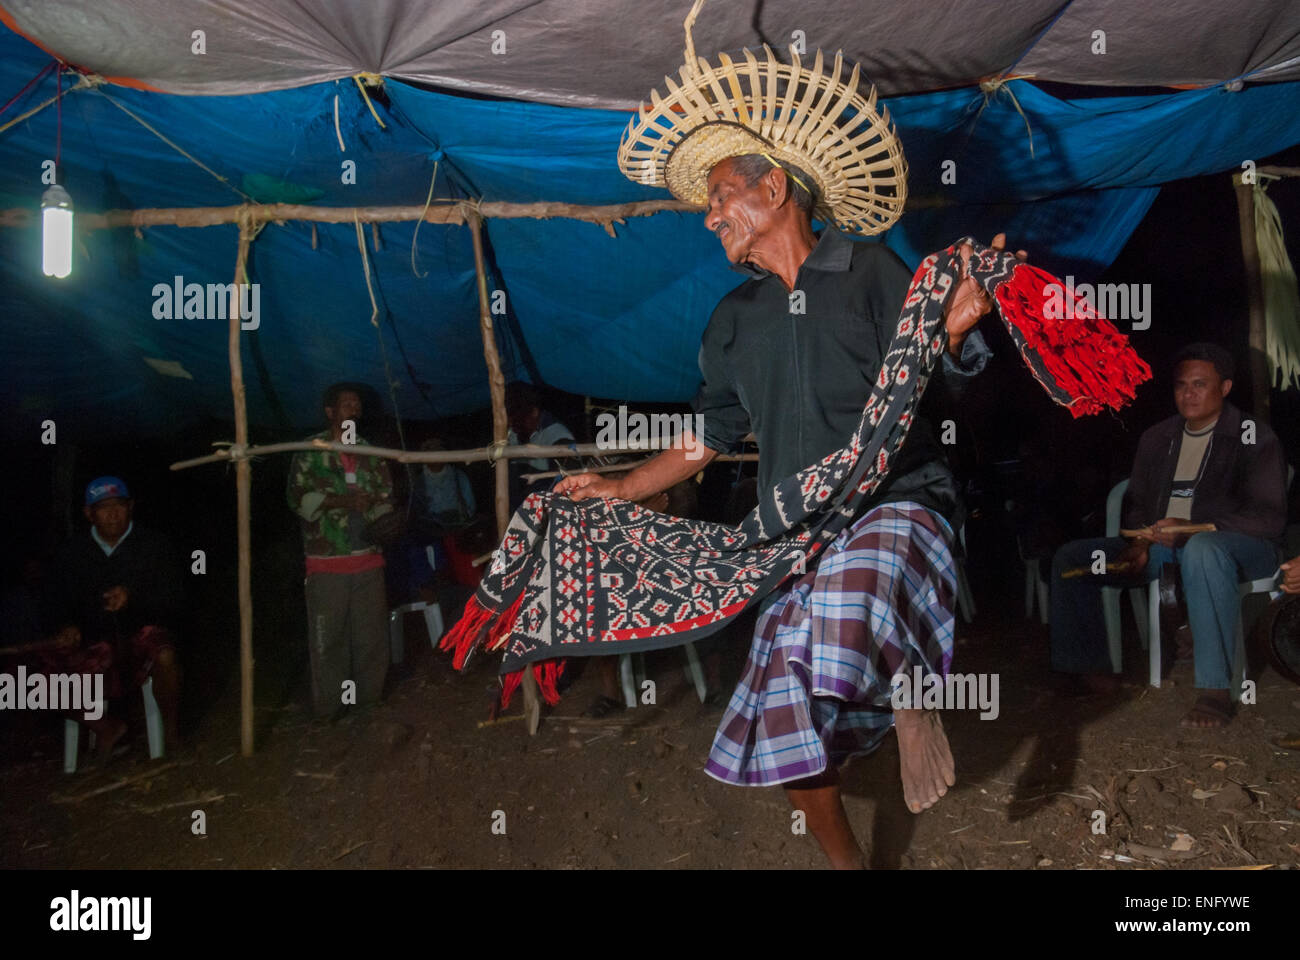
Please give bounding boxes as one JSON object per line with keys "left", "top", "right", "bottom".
{"left": 45, "top": 476, "right": 185, "bottom": 759}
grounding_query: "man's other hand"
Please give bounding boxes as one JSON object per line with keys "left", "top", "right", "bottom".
{"left": 1117, "top": 540, "right": 1149, "bottom": 572}
{"left": 554, "top": 473, "right": 625, "bottom": 502}
{"left": 102, "top": 585, "right": 130, "bottom": 612}
{"left": 1282, "top": 556, "right": 1300, "bottom": 595}
{"left": 1148, "top": 517, "right": 1187, "bottom": 549}
{"left": 638, "top": 492, "right": 670, "bottom": 513}
{"left": 946, "top": 233, "right": 1027, "bottom": 355}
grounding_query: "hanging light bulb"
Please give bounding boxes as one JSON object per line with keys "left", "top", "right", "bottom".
{"left": 41, "top": 183, "right": 73, "bottom": 279}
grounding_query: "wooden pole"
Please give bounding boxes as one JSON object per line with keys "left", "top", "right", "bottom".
{"left": 466, "top": 210, "right": 542, "bottom": 732}
{"left": 0, "top": 198, "right": 696, "bottom": 232}
{"left": 0, "top": 195, "right": 952, "bottom": 232}
{"left": 169, "top": 439, "right": 752, "bottom": 472}
{"left": 1232, "top": 173, "right": 1271, "bottom": 423}
{"left": 229, "top": 216, "right": 256, "bottom": 757}
{"left": 467, "top": 212, "right": 511, "bottom": 539}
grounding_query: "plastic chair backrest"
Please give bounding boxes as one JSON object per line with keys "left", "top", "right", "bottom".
{"left": 1105, "top": 478, "right": 1129, "bottom": 539}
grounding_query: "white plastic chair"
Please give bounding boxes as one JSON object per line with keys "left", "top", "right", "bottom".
{"left": 1141, "top": 574, "right": 1269, "bottom": 699}
{"left": 388, "top": 544, "right": 445, "bottom": 665}
{"left": 1110, "top": 465, "right": 1292, "bottom": 693}
{"left": 63, "top": 676, "right": 164, "bottom": 774}
{"left": 1102, "top": 478, "right": 1150, "bottom": 673}
{"left": 1017, "top": 537, "right": 1049, "bottom": 625}
{"left": 619, "top": 643, "right": 707, "bottom": 708}
{"left": 389, "top": 601, "right": 445, "bottom": 665}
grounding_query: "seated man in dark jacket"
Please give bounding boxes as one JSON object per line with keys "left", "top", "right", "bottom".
{"left": 46, "top": 476, "right": 184, "bottom": 758}
{"left": 1050, "top": 344, "right": 1287, "bottom": 727}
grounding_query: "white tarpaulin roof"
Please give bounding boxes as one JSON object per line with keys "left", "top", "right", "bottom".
{"left": 3, "top": 0, "right": 1300, "bottom": 105}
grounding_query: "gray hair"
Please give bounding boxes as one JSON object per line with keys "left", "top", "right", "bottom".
{"left": 726, "top": 153, "right": 818, "bottom": 215}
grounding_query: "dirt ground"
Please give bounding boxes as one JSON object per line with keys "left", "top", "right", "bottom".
{"left": 3, "top": 608, "right": 1299, "bottom": 871}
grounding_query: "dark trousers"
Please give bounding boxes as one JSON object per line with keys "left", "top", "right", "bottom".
{"left": 304, "top": 567, "right": 387, "bottom": 717}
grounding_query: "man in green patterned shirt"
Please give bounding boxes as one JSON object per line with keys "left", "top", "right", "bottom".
{"left": 287, "top": 383, "right": 394, "bottom": 719}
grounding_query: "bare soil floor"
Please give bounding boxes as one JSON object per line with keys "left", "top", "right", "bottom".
{"left": 3, "top": 616, "right": 1299, "bottom": 870}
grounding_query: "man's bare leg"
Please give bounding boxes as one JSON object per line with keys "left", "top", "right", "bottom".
{"left": 894, "top": 708, "right": 955, "bottom": 813}
{"left": 784, "top": 768, "right": 865, "bottom": 869}
{"left": 151, "top": 647, "right": 182, "bottom": 750}
{"left": 84, "top": 714, "right": 127, "bottom": 766}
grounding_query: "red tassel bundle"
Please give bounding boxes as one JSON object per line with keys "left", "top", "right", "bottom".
{"left": 994, "top": 263, "right": 1151, "bottom": 417}
{"left": 438, "top": 594, "right": 493, "bottom": 669}
{"left": 499, "top": 659, "right": 566, "bottom": 709}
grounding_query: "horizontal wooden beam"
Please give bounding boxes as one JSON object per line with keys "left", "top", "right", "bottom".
{"left": 170, "top": 437, "right": 753, "bottom": 472}
{"left": 0, "top": 194, "right": 952, "bottom": 232}
{"left": 0, "top": 198, "right": 698, "bottom": 231}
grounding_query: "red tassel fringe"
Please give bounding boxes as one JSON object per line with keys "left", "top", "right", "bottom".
{"left": 484, "top": 591, "right": 526, "bottom": 653}
{"left": 438, "top": 594, "right": 492, "bottom": 669}
{"left": 995, "top": 264, "right": 1152, "bottom": 418}
{"left": 500, "top": 659, "right": 566, "bottom": 710}
{"left": 440, "top": 590, "right": 527, "bottom": 670}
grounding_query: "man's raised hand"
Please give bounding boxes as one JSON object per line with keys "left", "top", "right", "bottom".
{"left": 945, "top": 233, "right": 1028, "bottom": 355}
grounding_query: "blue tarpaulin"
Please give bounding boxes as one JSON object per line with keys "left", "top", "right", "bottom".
{"left": 1, "top": 22, "right": 1298, "bottom": 439}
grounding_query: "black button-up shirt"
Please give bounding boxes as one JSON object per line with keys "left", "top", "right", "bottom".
{"left": 691, "top": 229, "right": 989, "bottom": 521}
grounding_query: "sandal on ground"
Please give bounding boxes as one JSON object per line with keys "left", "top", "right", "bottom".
{"left": 1180, "top": 694, "right": 1234, "bottom": 729}
{"left": 582, "top": 694, "right": 625, "bottom": 719}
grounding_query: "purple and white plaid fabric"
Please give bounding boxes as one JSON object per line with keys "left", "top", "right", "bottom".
{"left": 705, "top": 501, "right": 956, "bottom": 786}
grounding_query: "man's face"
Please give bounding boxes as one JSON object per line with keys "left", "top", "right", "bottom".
{"left": 326, "top": 390, "right": 362, "bottom": 428}
{"left": 86, "top": 497, "right": 132, "bottom": 539}
{"left": 1173, "top": 359, "right": 1230, "bottom": 423}
{"left": 704, "top": 159, "right": 774, "bottom": 264}
{"left": 509, "top": 406, "right": 540, "bottom": 439}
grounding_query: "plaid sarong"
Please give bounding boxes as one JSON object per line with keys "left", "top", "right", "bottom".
{"left": 442, "top": 239, "right": 1150, "bottom": 705}
{"left": 706, "top": 501, "right": 955, "bottom": 786}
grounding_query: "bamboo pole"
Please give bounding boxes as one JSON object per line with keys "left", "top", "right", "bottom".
{"left": 466, "top": 212, "right": 511, "bottom": 539}
{"left": 1232, "top": 173, "right": 1271, "bottom": 423}
{"left": 519, "top": 452, "right": 757, "bottom": 481}
{"left": 169, "top": 439, "right": 751, "bottom": 472}
{"left": 464, "top": 209, "right": 540, "bottom": 729}
{"left": 0, "top": 195, "right": 951, "bottom": 232}
{"left": 0, "top": 198, "right": 696, "bottom": 232}
{"left": 229, "top": 216, "right": 256, "bottom": 758}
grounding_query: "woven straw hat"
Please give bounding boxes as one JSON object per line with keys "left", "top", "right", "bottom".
{"left": 617, "top": 1, "right": 908, "bottom": 236}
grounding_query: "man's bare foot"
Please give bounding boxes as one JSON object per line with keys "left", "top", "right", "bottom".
{"left": 1180, "top": 691, "right": 1232, "bottom": 728}
{"left": 894, "top": 708, "right": 955, "bottom": 813}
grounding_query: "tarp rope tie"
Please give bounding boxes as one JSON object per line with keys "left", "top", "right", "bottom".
{"left": 410, "top": 159, "right": 439, "bottom": 278}
{"left": 0, "top": 70, "right": 100, "bottom": 137}
{"left": 977, "top": 77, "right": 1036, "bottom": 158}
{"left": 333, "top": 91, "right": 345, "bottom": 152}
{"left": 96, "top": 87, "right": 253, "bottom": 201}
{"left": 354, "top": 212, "right": 409, "bottom": 454}
{"left": 487, "top": 440, "right": 508, "bottom": 462}
{"left": 352, "top": 74, "right": 387, "bottom": 130}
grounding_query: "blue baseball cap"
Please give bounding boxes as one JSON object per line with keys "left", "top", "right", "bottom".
{"left": 85, "top": 476, "right": 131, "bottom": 507}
